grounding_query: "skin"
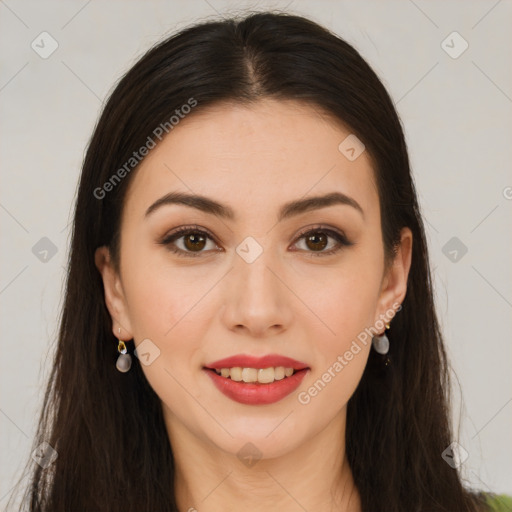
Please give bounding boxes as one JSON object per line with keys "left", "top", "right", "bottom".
{"left": 95, "top": 98, "right": 412, "bottom": 512}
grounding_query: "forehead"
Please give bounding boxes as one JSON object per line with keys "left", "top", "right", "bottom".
{"left": 123, "top": 99, "right": 379, "bottom": 222}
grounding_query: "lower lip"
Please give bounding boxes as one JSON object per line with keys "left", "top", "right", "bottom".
{"left": 203, "top": 368, "right": 309, "bottom": 405}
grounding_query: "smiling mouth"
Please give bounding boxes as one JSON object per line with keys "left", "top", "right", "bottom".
{"left": 203, "top": 365, "right": 310, "bottom": 405}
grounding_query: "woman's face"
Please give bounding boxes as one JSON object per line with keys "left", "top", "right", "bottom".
{"left": 96, "top": 98, "right": 411, "bottom": 459}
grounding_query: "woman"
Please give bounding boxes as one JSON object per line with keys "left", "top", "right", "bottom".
{"left": 8, "top": 11, "right": 510, "bottom": 512}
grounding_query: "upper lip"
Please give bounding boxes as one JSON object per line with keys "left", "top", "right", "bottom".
{"left": 204, "top": 354, "right": 309, "bottom": 371}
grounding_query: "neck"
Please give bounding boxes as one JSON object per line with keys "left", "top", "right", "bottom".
{"left": 165, "top": 406, "right": 362, "bottom": 512}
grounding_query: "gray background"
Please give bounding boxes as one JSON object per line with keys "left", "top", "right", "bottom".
{"left": 1, "top": 0, "right": 511, "bottom": 506}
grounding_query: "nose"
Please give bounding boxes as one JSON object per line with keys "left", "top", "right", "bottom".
{"left": 221, "top": 247, "right": 293, "bottom": 338}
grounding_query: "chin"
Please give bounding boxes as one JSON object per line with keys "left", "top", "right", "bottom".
{"left": 203, "top": 416, "right": 308, "bottom": 461}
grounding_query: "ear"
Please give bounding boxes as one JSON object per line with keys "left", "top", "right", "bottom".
{"left": 375, "top": 227, "right": 413, "bottom": 324}
{"left": 94, "top": 246, "right": 133, "bottom": 340}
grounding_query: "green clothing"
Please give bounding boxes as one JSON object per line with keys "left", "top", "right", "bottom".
{"left": 485, "top": 493, "right": 512, "bottom": 511}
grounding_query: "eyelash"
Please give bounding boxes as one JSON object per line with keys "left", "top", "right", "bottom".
{"left": 159, "top": 224, "right": 354, "bottom": 258}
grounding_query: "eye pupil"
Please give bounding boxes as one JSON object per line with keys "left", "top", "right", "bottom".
{"left": 184, "top": 233, "right": 206, "bottom": 251}
{"left": 306, "top": 232, "right": 327, "bottom": 251}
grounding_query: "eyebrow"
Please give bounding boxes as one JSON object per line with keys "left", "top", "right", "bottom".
{"left": 145, "top": 190, "right": 364, "bottom": 221}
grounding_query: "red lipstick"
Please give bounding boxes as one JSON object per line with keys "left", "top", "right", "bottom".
{"left": 203, "top": 353, "right": 310, "bottom": 405}
{"left": 205, "top": 354, "right": 309, "bottom": 371}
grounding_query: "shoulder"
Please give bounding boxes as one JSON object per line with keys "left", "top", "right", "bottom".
{"left": 483, "top": 493, "right": 512, "bottom": 512}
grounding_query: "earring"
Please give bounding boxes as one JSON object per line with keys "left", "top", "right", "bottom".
{"left": 372, "top": 322, "right": 391, "bottom": 355}
{"left": 116, "top": 327, "right": 132, "bottom": 373}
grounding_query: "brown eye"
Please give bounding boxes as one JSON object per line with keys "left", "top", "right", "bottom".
{"left": 160, "top": 225, "right": 353, "bottom": 259}
{"left": 160, "top": 226, "right": 219, "bottom": 258}
{"left": 304, "top": 232, "right": 328, "bottom": 252}
{"left": 182, "top": 233, "right": 207, "bottom": 252}
{"left": 293, "top": 227, "right": 353, "bottom": 257}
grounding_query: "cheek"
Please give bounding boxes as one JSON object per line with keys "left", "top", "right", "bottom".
{"left": 297, "top": 272, "right": 375, "bottom": 411}
{"left": 293, "top": 243, "right": 383, "bottom": 395}
{"left": 123, "top": 266, "right": 173, "bottom": 340}
{"left": 120, "top": 245, "right": 215, "bottom": 397}
{"left": 121, "top": 238, "right": 210, "bottom": 339}
{"left": 120, "top": 254, "right": 206, "bottom": 415}
{"left": 294, "top": 257, "right": 383, "bottom": 345}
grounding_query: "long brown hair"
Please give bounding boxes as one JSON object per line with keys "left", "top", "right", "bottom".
{"left": 7, "top": 11, "right": 491, "bottom": 512}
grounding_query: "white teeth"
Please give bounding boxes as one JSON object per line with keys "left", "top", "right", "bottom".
{"left": 230, "top": 367, "right": 243, "bottom": 382}
{"left": 213, "top": 366, "right": 297, "bottom": 383}
{"left": 242, "top": 368, "right": 258, "bottom": 383}
{"left": 257, "top": 367, "right": 274, "bottom": 384}
{"left": 274, "top": 367, "right": 285, "bottom": 380}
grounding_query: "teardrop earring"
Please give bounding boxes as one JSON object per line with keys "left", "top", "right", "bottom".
{"left": 372, "top": 322, "right": 391, "bottom": 355}
{"left": 116, "top": 327, "right": 132, "bottom": 373}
